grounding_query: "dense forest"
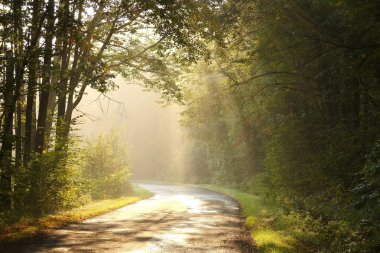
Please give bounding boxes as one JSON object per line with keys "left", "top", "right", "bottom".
{"left": 0, "top": 0, "right": 379, "bottom": 252}
{"left": 179, "top": 1, "right": 380, "bottom": 252}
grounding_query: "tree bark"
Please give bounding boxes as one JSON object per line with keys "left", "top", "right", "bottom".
{"left": 55, "top": 0, "right": 70, "bottom": 151}
{"left": 15, "top": 95, "right": 24, "bottom": 168}
{"left": 35, "top": 0, "right": 55, "bottom": 153}
{"left": 0, "top": 50, "right": 15, "bottom": 210}
{"left": 24, "top": 0, "right": 41, "bottom": 164}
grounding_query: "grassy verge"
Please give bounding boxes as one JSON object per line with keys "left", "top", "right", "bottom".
{"left": 0, "top": 185, "right": 152, "bottom": 245}
{"left": 201, "top": 185, "right": 309, "bottom": 253}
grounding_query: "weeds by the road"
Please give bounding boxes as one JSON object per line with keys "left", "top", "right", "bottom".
{"left": 0, "top": 186, "right": 152, "bottom": 246}
{"left": 202, "top": 185, "right": 313, "bottom": 253}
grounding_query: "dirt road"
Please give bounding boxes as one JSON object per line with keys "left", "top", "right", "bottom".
{"left": 13, "top": 183, "right": 254, "bottom": 252}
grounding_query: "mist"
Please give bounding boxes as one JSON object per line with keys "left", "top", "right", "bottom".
{"left": 75, "top": 76, "right": 184, "bottom": 181}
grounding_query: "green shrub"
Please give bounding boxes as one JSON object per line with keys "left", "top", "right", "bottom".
{"left": 81, "top": 129, "right": 132, "bottom": 199}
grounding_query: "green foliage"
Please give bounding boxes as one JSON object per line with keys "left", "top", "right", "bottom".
{"left": 9, "top": 143, "right": 84, "bottom": 217}
{"left": 81, "top": 129, "right": 132, "bottom": 199}
{"left": 0, "top": 1, "right": 378, "bottom": 251}
{"left": 203, "top": 185, "right": 301, "bottom": 253}
{"left": 181, "top": 1, "right": 380, "bottom": 252}
{"left": 1, "top": 127, "right": 134, "bottom": 224}
{"left": 0, "top": 0, "right": 222, "bottom": 218}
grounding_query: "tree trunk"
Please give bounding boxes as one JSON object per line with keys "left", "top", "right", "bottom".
{"left": 0, "top": 50, "right": 15, "bottom": 211}
{"left": 24, "top": 0, "right": 41, "bottom": 164}
{"left": 55, "top": 0, "right": 70, "bottom": 151}
{"left": 35, "top": 0, "right": 54, "bottom": 153}
{"left": 0, "top": 0, "right": 25, "bottom": 211}
{"left": 15, "top": 95, "right": 24, "bottom": 169}
{"left": 44, "top": 89, "right": 56, "bottom": 149}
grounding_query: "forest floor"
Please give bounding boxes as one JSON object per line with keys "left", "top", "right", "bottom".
{"left": 2, "top": 183, "right": 254, "bottom": 253}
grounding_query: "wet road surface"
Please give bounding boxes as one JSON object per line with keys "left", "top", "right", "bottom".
{"left": 13, "top": 183, "right": 254, "bottom": 252}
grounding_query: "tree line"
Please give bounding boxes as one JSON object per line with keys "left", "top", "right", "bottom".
{"left": 0, "top": 0, "right": 214, "bottom": 216}
{"left": 180, "top": 1, "right": 379, "bottom": 252}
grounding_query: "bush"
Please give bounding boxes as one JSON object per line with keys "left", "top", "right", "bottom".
{"left": 81, "top": 129, "right": 132, "bottom": 199}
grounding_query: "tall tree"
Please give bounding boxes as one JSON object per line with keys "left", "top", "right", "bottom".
{"left": 24, "top": 0, "right": 41, "bottom": 163}
{"left": 35, "top": 0, "right": 55, "bottom": 153}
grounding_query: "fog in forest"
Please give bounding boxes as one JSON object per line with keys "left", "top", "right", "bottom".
{"left": 76, "top": 76, "right": 184, "bottom": 181}
{"left": 1, "top": 1, "right": 378, "bottom": 251}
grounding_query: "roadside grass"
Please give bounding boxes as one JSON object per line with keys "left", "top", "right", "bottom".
{"left": 201, "top": 185, "right": 310, "bottom": 253}
{"left": 0, "top": 185, "right": 152, "bottom": 245}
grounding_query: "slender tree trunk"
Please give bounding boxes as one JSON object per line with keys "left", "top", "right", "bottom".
{"left": 44, "top": 89, "right": 56, "bottom": 148}
{"left": 15, "top": 95, "right": 24, "bottom": 169}
{"left": 35, "top": 0, "right": 55, "bottom": 153}
{"left": 14, "top": 93, "right": 25, "bottom": 210}
{"left": 0, "top": 50, "right": 15, "bottom": 210}
{"left": 55, "top": 0, "right": 70, "bottom": 151}
{"left": 24, "top": 0, "right": 41, "bottom": 164}
{"left": 44, "top": 37, "right": 61, "bottom": 148}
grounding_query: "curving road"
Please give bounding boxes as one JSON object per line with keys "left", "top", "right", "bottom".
{"left": 14, "top": 183, "right": 255, "bottom": 252}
